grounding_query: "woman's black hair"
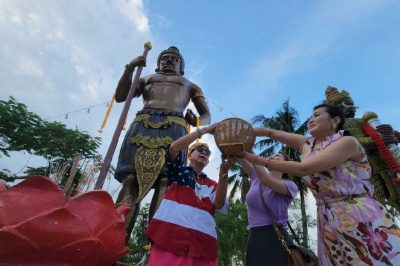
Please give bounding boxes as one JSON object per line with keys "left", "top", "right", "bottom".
{"left": 313, "top": 104, "right": 345, "bottom": 132}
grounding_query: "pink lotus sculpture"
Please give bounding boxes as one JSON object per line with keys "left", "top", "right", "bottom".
{"left": 0, "top": 176, "right": 130, "bottom": 265}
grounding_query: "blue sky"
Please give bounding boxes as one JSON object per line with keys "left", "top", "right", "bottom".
{"left": 1, "top": 1, "right": 400, "bottom": 225}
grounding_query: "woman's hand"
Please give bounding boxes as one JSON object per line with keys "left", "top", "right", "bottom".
{"left": 241, "top": 151, "right": 268, "bottom": 166}
{"left": 203, "top": 123, "right": 218, "bottom": 135}
{"left": 219, "top": 155, "right": 235, "bottom": 179}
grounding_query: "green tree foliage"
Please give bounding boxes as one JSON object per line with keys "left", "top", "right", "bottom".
{"left": 252, "top": 99, "right": 308, "bottom": 158}
{"left": 288, "top": 198, "right": 317, "bottom": 251}
{"left": 216, "top": 201, "right": 248, "bottom": 266}
{"left": 226, "top": 163, "right": 250, "bottom": 202}
{"left": 35, "top": 121, "right": 100, "bottom": 161}
{"left": 123, "top": 204, "right": 150, "bottom": 264}
{"left": 0, "top": 96, "right": 42, "bottom": 156}
{"left": 0, "top": 96, "right": 101, "bottom": 182}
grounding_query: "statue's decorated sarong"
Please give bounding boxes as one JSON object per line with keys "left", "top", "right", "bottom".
{"left": 115, "top": 108, "right": 187, "bottom": 202}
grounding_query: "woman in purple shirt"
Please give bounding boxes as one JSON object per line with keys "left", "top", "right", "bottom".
{"left": 240, "top": 153, "right": 299, "bottom": 266}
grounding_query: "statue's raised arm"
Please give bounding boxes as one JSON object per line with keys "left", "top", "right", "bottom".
{"left": 115, "top": 56, "right": 146, "bottom": 102}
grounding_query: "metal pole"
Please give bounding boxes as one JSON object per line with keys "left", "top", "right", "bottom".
{"left": 95, "top": 42, "right": 152, "bottom": 189}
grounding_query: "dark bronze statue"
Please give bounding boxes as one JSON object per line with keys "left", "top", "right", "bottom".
{"left": 325, "top": 86, "right": 400, "bottom": 211}
{"left": 115, "top": 46, "right": 211, "bottom": 239}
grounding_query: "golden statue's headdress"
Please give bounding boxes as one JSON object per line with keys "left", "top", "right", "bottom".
{"left": 325, "top": 86, "right": 351, "bottom": 105}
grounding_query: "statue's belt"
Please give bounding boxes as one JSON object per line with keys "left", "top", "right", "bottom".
{"left": 137, "top": 108, "right": 184, "bottom": 117}
{"left": 134, "top": 113, "right": 187, "bottom": 129}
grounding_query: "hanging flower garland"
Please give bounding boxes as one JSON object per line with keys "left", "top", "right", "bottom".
{"left": 196, "top": 116, "right": 200, "bottom": 144}
{"left": 362, "top": 122, "right": 400, "bottom": 184}
{"left": 98, "top": 95, "right": 115, "bottom": 133}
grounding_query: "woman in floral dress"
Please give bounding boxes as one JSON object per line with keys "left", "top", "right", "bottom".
{"left": 243, "top": 104, "right": 400, "bottom": 265}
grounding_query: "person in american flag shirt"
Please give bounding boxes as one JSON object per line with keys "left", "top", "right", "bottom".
{"left": 146, "top": 123, "right": 232, "bottom": 266}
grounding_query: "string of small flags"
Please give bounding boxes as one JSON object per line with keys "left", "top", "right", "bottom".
{"left": 42, "top": 96, "right": 238, "bottom": 134}
{"left": 43, "top": 101, "right": 108, "bottom": 121}
{"left": 206, "top": 98, "right": 239, "bottom": 117}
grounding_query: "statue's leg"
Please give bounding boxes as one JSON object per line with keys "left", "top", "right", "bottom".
{"left": 116, "top": 174, "right": 140, "bottom": 242}
{"left": 149, "top": 176, "right": 168, "bottom": 220}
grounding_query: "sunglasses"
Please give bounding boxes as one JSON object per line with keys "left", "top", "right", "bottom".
{"left": 195, "top": 146, "right": 211, "bottom": 156}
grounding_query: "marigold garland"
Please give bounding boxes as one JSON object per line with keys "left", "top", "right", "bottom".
{"left": 362, "top": 122, "right": 400, "bottom": 184}
{"left": 98, "top": 95, "right": 115, "bottom": 133}
{"left": 196, "top": 116, "right": 200, "bottom": 144}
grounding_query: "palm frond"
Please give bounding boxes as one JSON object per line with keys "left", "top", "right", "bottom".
{"left": 229, "top": 179, "right": 240, "bottom": 199}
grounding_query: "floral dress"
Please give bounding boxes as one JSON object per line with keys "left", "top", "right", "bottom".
{"left": 302, "top": 131, "right": 400, "bottom": 266}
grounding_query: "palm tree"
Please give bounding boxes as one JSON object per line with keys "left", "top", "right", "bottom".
{"left": 252, "top": 99, "right": 311, "bottom": 247}
{"left": 227, "top": 162, "right": 250, "bottom": 203}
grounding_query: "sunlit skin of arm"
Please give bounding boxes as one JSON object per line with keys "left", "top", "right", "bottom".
{"left": 239, "top": 156, "right": 290, "bottom": 195}
{"left": 253, "top": 164, "right": 290, "bottom": 195}
{"left": 243, "top": 136, "right": 362, "bottom": 177}
{"left": 253, "top": 127, "right": 307, "bottom": 153}
{"left": 168, "top": 124, "right": 216, "bottom": 160}
{"left": 214, "top": 157, "right": 232, "bottom": 209}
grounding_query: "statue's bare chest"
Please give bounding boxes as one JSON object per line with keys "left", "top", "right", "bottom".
{"left": 142, "top": 74, "right": 190, "bottom": 100}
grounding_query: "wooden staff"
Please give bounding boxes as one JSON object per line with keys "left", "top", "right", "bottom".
{"left": 95, "top": 42, "right": 152, "bottom": 189}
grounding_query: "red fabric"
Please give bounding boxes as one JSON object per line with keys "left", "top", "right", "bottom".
{"left": 362, "top": 123, "right": 400, "bottom": 184}
{"left": 149, "top": 243, "right": 218, "bottom": 266}
{"left": 0, "top": 175, "right": 130, "bottom": 265}
{"left": 0, "top": 179, "right": 7, "bottom": 192}
{"left": 146, "top": 175, "right": 219, "bottom": 260}
{"left": 164, "top": 183, "right": 215, "bottom": 216}
{"left": 146, "top": 220, "right": 217, "bottom": 260}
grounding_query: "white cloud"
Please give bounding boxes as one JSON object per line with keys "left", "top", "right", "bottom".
{"left": 113, "top": 0, "right": 150, "bottom": 33}
{"left": 0, "top": 0, "right": 152, "bottom": 184}
{"left": 0, "top": 0, "right": 151, "bottom": 109}
{"left": 153, "top": 14, "right": 173, "bottom": 29}
{"left": 17, "top": 56, "right": 44, "bottom": 77}
{"left": 185, "top": 58, "right": 207, "bottom": 88}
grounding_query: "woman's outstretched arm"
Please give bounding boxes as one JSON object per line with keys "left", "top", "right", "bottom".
{"left": 243, "top": 136, "right": 361, "bottom": 176}
{"left": 254, "top": 127, "right": 307, "bottom": 152}
{"left": 253, "top": 164, "right": 290, "bottom": 195}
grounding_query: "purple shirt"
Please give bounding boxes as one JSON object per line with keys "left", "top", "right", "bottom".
{"left": 245, "top": 169, "right": 298, "bottom": 228}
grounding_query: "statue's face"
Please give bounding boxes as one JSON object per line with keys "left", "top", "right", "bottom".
{"left": 159, "top": 52, "right": 181, "bottom": 74}
{"left": 337, "top": 98, "right": 356, "bottom": 118}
